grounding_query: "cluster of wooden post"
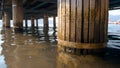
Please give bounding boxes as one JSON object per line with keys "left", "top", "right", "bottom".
{"left": 2, "top": 0, "right": 57, "bottom": 31}
{"left": 2, "top": 0, "right": 109, "bottom": 49}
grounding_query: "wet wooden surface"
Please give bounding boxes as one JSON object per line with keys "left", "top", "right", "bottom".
{"left": 58, "top": 0, "right": 109, "bottom": 49}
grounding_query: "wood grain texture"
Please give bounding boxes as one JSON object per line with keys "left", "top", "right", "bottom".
{"left": 104, "top": 0, "right": 109, "bottom": 42}
{"left": 58, "top": 0, "right": 61, "bottom": 39}
{"left": 70, "top": 0, "right": 76, "bottom": 42}
{"left": 61, "top": 0, "right": 66, "bottom": 40}
{"left": 99, "top": 0, "right": 104, "bottom": 43}
{"left": 58, "top": 39, "right": 106, "bottom": 49}
{"left": 83, "top": 0, "right": 89, "bottom": 43}
{"left": 65, "top": 0, "right": 70, "bottom": 41}
{"left": 58, "top": 0, "right": 109, "bottom": 49}
{"left": 89, "top": 0, "right": 95, "bottom": 43}
{"left": 58, "top": 0, "right": 62, "bottom": 40}
{"left": 94, "top": 0, "right": 101, "bottom": 43}
{"left": 76, "top": 0, "right": 82, "bottom": 43}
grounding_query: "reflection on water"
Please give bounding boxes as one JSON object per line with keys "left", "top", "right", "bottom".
{"left": 108, "top": 24, "right": 120, "bottom": 49}
{"left": 0, "top": 24, "right": 120, "bottom": 68}
{"left": 57, "top": 51, "right": 120, "bottom": 68}
{"left": 0, "top": 27, "right": 58, "bottom": 68}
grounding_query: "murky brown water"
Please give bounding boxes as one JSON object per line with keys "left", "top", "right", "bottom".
{"left": 0, "top": 27, "right": 120, "bottom": 68}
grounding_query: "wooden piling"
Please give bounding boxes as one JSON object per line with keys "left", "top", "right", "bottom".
{"left": 58, "top": 0, "right": 109, "bottom": 49}
{"left": 36, "top": 19, "right": 38, "bottom": 28}
{"left": 2, "top": 12, "right": 10, "bottom": 28}
{"left": 44, "top": 14, "right": 49, "bottom": 29}
{"left": 2, "top": 15, "right": 5, "bottom": 27}
{"left": 31, "top": 16, "right": 35, "bottom": 28}
{"left": 4, "top": 12, "right": 10, "bottom": 28}
{"left": 12, "top": 0, "right": 23, "bottom": 30}
{"left": 25, "top": 19, "right": 28, "bottom": 28}
{"left": 53, "top": 16, "right": 56, "bottom": 28}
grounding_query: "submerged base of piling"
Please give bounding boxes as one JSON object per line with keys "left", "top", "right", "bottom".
{"left": 58, "top": 40, "right": 106, "bottom": 49}
{"left": 58, "top": 45, "right": 106, "bottom": 55}
{"left": 58, "top": 39, "right": 107, "bottom": 55}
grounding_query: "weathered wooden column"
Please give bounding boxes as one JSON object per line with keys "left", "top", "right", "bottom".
{"left": 44, "top": 27, "right": 49, "bottom": 42}
{"left": 12, "top": 0, "right": 23, "bottom": 30}
{"left": 36, "top": 19, "right": 38, "bottom": 28}
{"left": 53, "top": 16, "right": 56, "bottom": 28}
{"left": 58, "top": 0, "right": 109, "bottom": 49}
{"left": 2, "top": 15, "right": 5, "bottom": 27}
{"left": 25, "top": 19, "right": 28, "bottom": 28}
{"left": 4, "top": 12, "right": 10, "bottom": 28}
{"left": 44, "top": 14, "right": 49, "bottom": 28}
{"left": 2, "top": 12, "right": 10, "bottom": 28}
{"left": 31, "top": 16, "right": 35, "bottom": 28}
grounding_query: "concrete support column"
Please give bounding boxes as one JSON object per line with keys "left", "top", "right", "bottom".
{"left": 53, "top": 16, "right": 56, "bottom": 28}
{"left": 25, "top": 19, "right": 28, "bottom": 28}
{"left": 44, "top": 14, "right": 49, "bottom": 28}
{"left": 36, "top": 19, "right": 38, "bottom": 28}
{"left": 12, "top": 0, "right": 23, "bottom": 30}
{"left": 31, "top": 16, "right": 35, "bottom": 28}
{"left": 58, "top": 0, "right": 109, "bottom": 49}
{"left": 4, "top": 12, "right": 10, "bottom": 28}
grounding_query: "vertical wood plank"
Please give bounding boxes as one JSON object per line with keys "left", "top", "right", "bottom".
{"left": 57, "top": 0, "right": 108, "bottom": 49}
{"left": 83, "top": 0, "right": 89, "bottom": 43}
{"left": 59, "top": 0, "right": 63, "bottom": 40}
{"left": 100, "top": 0, "right": 105, "bottom": 43}
{"left": 58, "top": 0, "right": 61, "bottom": 39}
{"left": 76, "top": 0, "right": 82, "bottom": 43}
{"left": 70, "top": 0, "right": 76, "bottom": 42}
{"left": 61, "top": 0, "right": 66, "bottom": 40}
{"left": 94, "top": 0, "right": 101, "bottom": 43}
{"left": 89, "top": 0, "right": 95, "bottom": 43}
{"left": 65, "top": 0, "right": 70, "bottom": 41}
{"left": 104, "top": 0, "right": 109, "bottom": 42}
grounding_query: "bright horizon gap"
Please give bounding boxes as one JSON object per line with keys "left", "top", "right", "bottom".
{"left": 109, "top": 9, "right": 120, "bottom": 15}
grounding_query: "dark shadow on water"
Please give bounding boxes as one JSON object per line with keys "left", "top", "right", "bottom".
{"left": 57, "top": 49, "right": 120, "bottom": 68}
